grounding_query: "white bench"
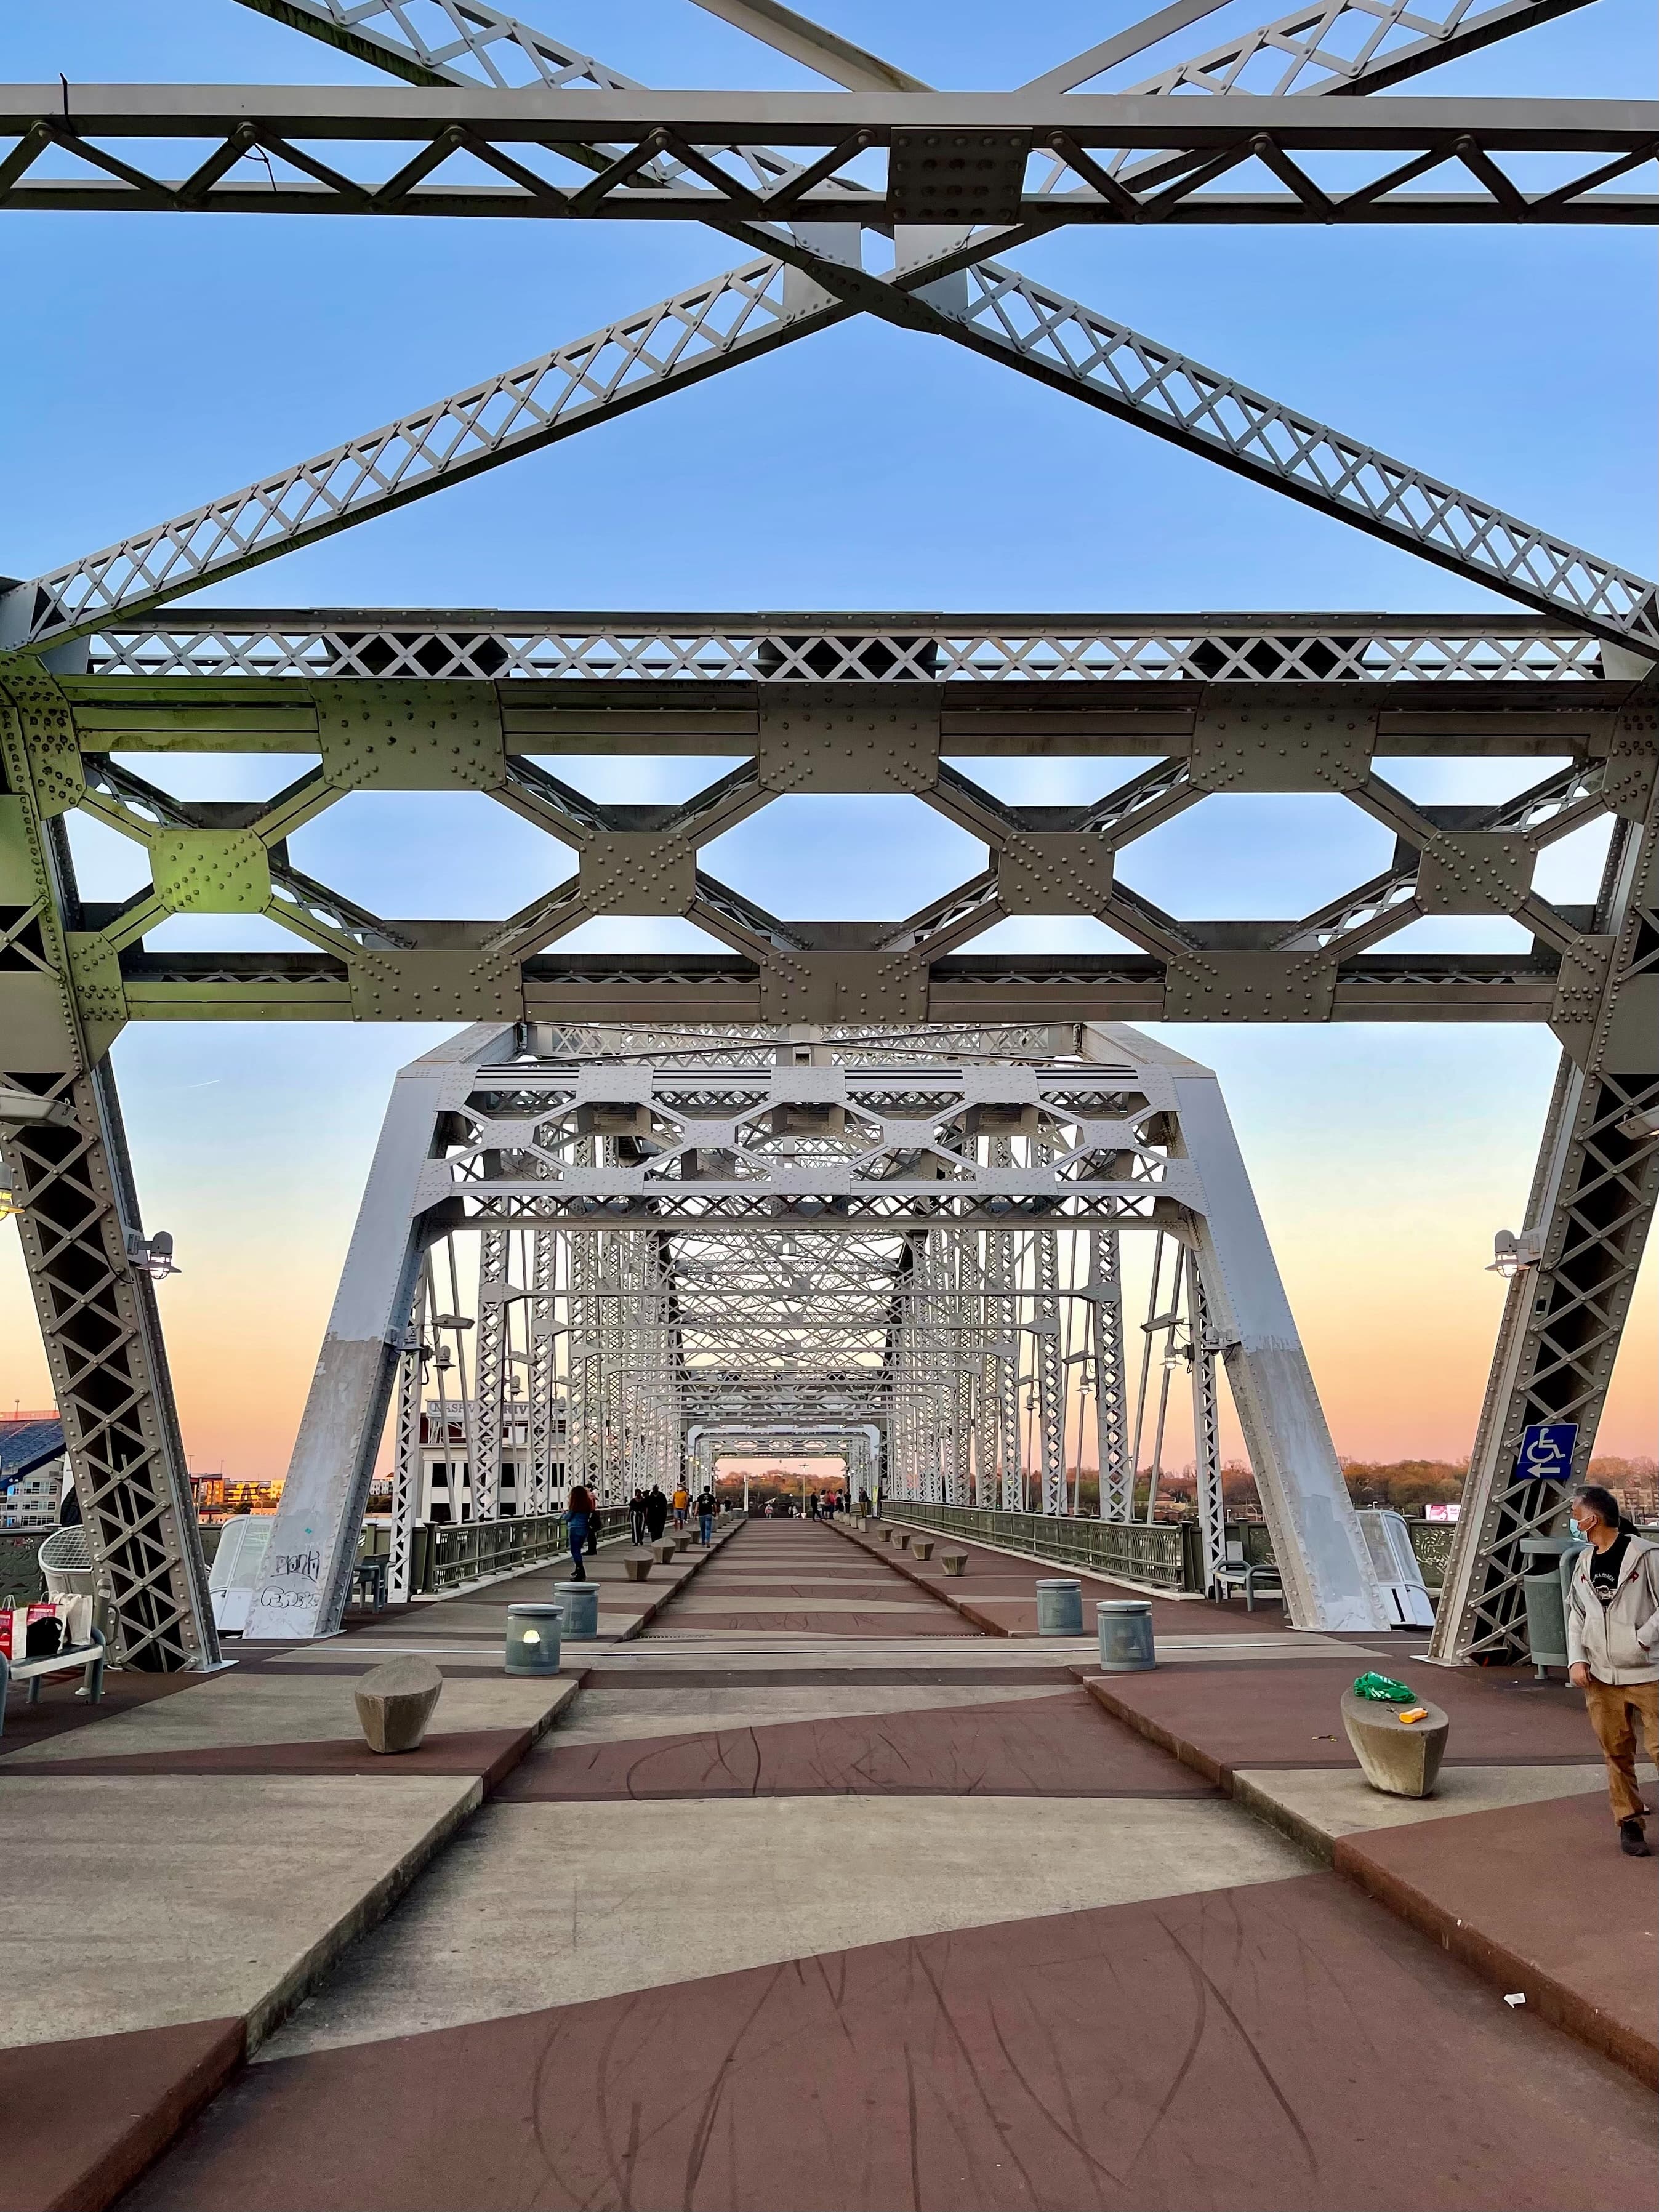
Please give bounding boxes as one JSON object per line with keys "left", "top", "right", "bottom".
{"left": 0, "top": 1629, "right": 106, "bottom": 1737}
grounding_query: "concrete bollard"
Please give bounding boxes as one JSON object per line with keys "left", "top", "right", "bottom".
{"left": 505, "top": 1604, "right": 563, "bottom": 1675}
{"left": 355, "top": 1655, "right": 443, "bottom": 1750}
{"left": 1097, "top": 1599, "right": 1155, "bottom": 1671}
{"left": 622, "top": 1554, "right": 653, "bottom": 1583}
{"left": 654, "top": 1538, "right": 677, "bottom": 1564}
{"left": 910, "top": 1538, "right": 934, "bottom": 1561}
{"left": 896, "top": 1528, "right": 913, "bottom": 1550}
{"left": 1036, "top": 1579, "right": 1083, "bottom": 1636}
{"left": 939, "top": 1550, "right": 968, "bottom": 1576}
{"left": 1341, "top": 1689, "right": 1448, "bottom": 1797}
{"left": 555, "top": 1582, "right": 600, "bottom": 1638}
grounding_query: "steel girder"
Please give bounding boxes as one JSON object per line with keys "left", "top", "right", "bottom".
{"left": 8, "top": 641, "right": 1647, "bottom": 1034}
{"left": 77, "top": 608, "right": 1617, "bottom": 682}
{"left": 1, "top": 87, "right": 1650, "bottom": 228}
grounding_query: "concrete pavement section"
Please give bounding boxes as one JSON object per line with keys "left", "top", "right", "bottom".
{"left": 0, "top": 1513, "right": 744, "bottom": 2211}
{"left": 4, "top": 1515, "right": 1649, "bottom": 2208}
{"left": 108, "top": 1518, "right": 1658, "bottom": 2211}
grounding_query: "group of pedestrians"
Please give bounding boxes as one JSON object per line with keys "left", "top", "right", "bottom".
{"left": 568, "top": 1479, "right": 726, "bottom": 1581}
{"left": 624, "top": 1483, "right": 719, "bottom": 1548}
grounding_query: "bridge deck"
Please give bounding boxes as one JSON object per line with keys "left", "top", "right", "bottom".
{"left": 1, "top": 1518, "right": 1651, "bottom": 2211}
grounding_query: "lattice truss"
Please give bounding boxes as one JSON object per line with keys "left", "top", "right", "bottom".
{"left": 0, "top": 0, "right": 1654, "bottom": 1666}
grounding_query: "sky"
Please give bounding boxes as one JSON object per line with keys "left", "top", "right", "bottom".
{"left": 0, "top": 0, "right": 1653, "bottom": 1480}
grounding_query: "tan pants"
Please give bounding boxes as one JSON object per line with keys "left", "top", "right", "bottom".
{"left": 1582, "top": 1676, "right": 1659, "bottom": 1824}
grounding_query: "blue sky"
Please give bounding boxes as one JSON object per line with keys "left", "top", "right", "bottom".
{"left": 0, "top": 1, "right": 1653, "bottom": 1473}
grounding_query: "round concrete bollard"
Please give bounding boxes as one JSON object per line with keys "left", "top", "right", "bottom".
{"left": 878, "top": 1526, "right": 893, "bottom": 1543}
{"left": 896, "top": 1528, "right": 914, "bottom": 1550}
{"left": 1036, "top": 1579, "right": 1083, "bottom": 1636}
{"left": 555, "top": 1581, "right": 600, "bottom": 1638}
{"left": 505, "top": 1603, "right": 563, "bottom": 1674}
{"left": 1097, "top": 1599, "right": 1155, "bottom": 1671}
{"left": 940, "top": 1550, "right": 968, "bottom": 1577}
{"left": 622, "top": 1553, "right": 652, "bottom": 1583}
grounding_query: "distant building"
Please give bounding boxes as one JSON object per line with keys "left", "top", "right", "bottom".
{"left": 416, "top": 1401, "right": 566, "bottom": 1522}
{"left": 191, "top": 1474, "right": 284, "bottom": 1523}
{"left": 0, "top": 1414, "right": 66, "bottom": 1530}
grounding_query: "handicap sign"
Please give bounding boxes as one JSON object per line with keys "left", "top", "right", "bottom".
{"left": 1514, "top": 1421, "right": 1577, "bottom": 1484}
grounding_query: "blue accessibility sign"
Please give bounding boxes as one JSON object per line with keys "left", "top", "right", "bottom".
{"left": 1514, "top": 1421, "right": 1578, "bottom": 1482}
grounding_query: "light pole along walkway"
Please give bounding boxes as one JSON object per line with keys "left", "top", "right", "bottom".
{"left": 114, "top": 1515, "right": 1650, "bottom": 2212}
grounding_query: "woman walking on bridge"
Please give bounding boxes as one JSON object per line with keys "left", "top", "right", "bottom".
{"left": 1567, "top": 1484, "right": 1659, "bottom": 1856}
{"left": 566, "top": 1482, "right": 596, "bottom": 1583}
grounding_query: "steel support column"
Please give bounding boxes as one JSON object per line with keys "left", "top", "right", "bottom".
{"left": 1432, "top": 750, "right": 1659, "bottom": 1660}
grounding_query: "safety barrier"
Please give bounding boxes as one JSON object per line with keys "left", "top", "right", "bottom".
{"left": 424, "top": 1507, "right": 629, "bottom": 1591}
{"left": 880, "top": 1502, "right": 1200, "bottom": 1591}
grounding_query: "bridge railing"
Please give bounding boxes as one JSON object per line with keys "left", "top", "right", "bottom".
{"left": 878, "top": 1501, "right": 1202, "bottom": 1591}
{"left": 419, "top": 1503, "right": 740, "bottom": 1592}
{"left": 422, "top": 1507, "right": 631, "bottom": 1592}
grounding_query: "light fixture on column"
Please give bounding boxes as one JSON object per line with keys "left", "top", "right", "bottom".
{"left": 1487, "top": 1227, "right": 1545, "bottom": 1278}
{"left": 127, "top": 1230, "right": 181, "bottom": 1281}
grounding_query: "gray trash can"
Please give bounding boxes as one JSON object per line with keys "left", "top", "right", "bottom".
{"left": 1519, "top": 1535, "right": 1584, "bottom": 1671}
{"left": 1036, "top": 1579, "right": 1083, "bottom": 1636}
{"left": 555, "top": 1581, "right": 600, "bottom": 1638}
{"left": 506, "top": 1603, "right": 563, "bottom": 1674}
{"left": 1098, "top": 1599, "right": 1155, "bottom": 1672}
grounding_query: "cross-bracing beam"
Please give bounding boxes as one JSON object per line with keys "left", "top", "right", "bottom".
{"left": 2, "top": 86, "right": 1650, "bottom": 226}
{"left": 5, "top": 4, "right": 1653, "bottom": 654}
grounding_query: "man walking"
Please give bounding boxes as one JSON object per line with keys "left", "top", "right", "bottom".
{"left": 697, "top": 1486, "right": 716, "bottom": 1547}
{"left": 646, "top": 1484, "right": 669, "bottom": 1544}
{"left": 1567, "top": 1484, "right": 1659, "bottom": 1856}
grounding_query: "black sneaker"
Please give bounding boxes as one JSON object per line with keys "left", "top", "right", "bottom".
{"left": 1618, "top": 1817, "right": 1650, "bottom": 1857}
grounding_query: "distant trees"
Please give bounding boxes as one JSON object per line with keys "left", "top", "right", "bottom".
{"left": 1060, "top": 1454, "right": 1656, "bottom": 1521}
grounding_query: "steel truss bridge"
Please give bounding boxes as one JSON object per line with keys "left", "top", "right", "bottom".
{"left": 262, "top": 1018, "right": 1388, "bottom": 1637}
{"left": 0, "top": 0, "right": 1653, "bottom": 1672}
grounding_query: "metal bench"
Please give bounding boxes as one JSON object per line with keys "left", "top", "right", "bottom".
{"left": 1215, "top": 1538, "right": 1283, "bottom": 1611}
{"left": 0, "top": 1628, "right": 106, "bottom": 1737}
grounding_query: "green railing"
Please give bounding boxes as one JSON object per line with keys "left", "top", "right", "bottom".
{"left": 424, "top": 1507, "right": 630, "bottom": 1591}
{"left": 880, "top": 1500, "right": 1198, "bottom": 1591}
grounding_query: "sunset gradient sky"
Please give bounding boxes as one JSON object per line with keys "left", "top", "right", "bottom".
{"left": 0, "top": 0, "right": 1653, "bottom": 1480}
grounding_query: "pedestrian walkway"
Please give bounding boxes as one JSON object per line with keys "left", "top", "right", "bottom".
{"left": 106, "top": 1517, "right": 1652, "bottom": 2212}
{"left": 0, "top": 1519, "right": 741, "bottom": 2211}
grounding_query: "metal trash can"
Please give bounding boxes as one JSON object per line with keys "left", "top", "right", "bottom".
{"left": 1519, "top": 1535, "right": 1583, "bottom": 1672}
{"left": 1036, "top": 1579, "right": 1083, "bottom": 1636}
{"left": 555, "top": 1581, "right": 600, "bottom": 1638}
{"left": 505, "top": 1603, "right": 563, "bottom": 1674}
{"left": 1098, "top": 1599, "right": 1155, "bottom": 1672}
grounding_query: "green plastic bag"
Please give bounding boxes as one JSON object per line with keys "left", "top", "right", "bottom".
{"left": 1352, "top": 1671, "right": 1415, "bottom": 1703}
